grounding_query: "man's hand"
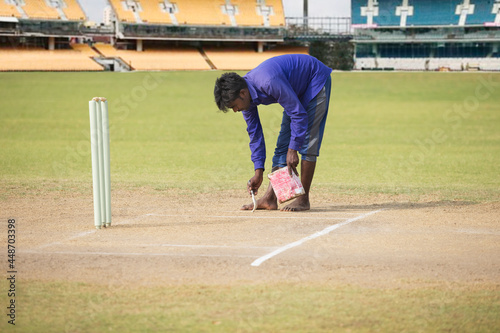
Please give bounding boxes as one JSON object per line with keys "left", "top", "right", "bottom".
{"left": 247, "top": 168, "right": 264, "bottom": 195}
{"left": 286, "top": 148, "right": 299, "bottom": 176}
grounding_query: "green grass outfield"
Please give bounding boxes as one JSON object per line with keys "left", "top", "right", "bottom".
{"left": 1, "top": 72, "right": 499, "bottom": 332}
{"left": 1, "top": 281, "right": 498, "bottom": 332}
{"left": 1, "top": 71, "right": 499, "bottom": 200}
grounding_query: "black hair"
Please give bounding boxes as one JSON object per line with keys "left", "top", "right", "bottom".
{"left": 214, "top": 72, "right": 247, "bottom": 112}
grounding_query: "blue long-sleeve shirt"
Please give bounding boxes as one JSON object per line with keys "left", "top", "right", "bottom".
{"left": 242, "top": 54, "right": 332, "bottom": 170}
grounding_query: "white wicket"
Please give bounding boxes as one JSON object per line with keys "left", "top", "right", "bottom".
{"left": 89, "top": 97, "right": 111, "bottom": 229}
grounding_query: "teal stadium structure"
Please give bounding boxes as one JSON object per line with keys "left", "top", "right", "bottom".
{"left": 352, "top": 0, "right": 500, "bottom": 71}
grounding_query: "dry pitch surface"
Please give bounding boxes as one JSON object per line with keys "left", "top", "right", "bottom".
{"left": 7, "top": 189, "right": 500, "bottom": 289}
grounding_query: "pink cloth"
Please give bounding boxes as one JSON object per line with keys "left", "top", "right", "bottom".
{"left": 268, "top": 167, "right": 305, "bottom": 204}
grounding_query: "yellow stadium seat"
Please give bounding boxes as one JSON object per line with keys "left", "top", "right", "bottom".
{"left": 22, "top": 0, "right": 60, "bottom": 20}
{"left": 137, "top": 0, "right": 172, "bottom": 24}
{"left": 94, "top": 43, "right": 211, "bottom": 70}
{"left": 0, "top": 45, "right": 103, "bottom": 71}
{"left": 71, "top": 43, "right": 100, "bottom": 56}
{"left": 232, "top": 0, "right": 262, "bottom": 26}
{"left": 266, "top": 0, "right": 285, "bottom": 26}
{"left": 175, "top": 0, "right": 231, "bottom": 26}
{"left": 97, "top": 0, "right": 284, "bottom": 27}
{"left": 0, "top": 0, "right": 21, "bottom": 17}
{"left": 62, "top": 0, "right": 86, "bottom": 20}
{"left": 108, "top": 0, "right": 137, "bottom": 23}
{"left": 94, "top": 43, "right": 119, "bottom": 56}
{"left": 232, "top": 0, "right": 285, "bottom": 27}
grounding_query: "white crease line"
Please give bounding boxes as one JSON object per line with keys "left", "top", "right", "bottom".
{"left": 146, "top": 213, "right": 346, "bottom": 220}
{"left": 35, "top": 215, "right": 144, "bottom": 250}
{"left": 34, "top": 212, "right": 367, "bottom": 251}
{"left": 142, "top": 244, "right": 278, "bottom": 249}
{"left": 454, "top": 229, "right": 500, "bottom": 235}
{"left": 22, "top": 250, "right": 257, "bottom": 258}
{"left": 250, "top": 209, "right": 385, "bottom": 267}
{"left": 37, "top": 230, "right": 96, "bottom": 249}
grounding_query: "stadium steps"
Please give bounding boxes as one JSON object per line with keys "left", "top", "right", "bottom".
{"left": 87, "top": 45, "right": 133, "bottom": 71}
{"left": 92, "top": 56, "right": 134, "bottom": 71}
{"left": 91, "top": 43, "right": 133, "bottom": 71}
{"left": 91, "top": 45, "right": 106, "bottom": 57}
{"left": 198, "top": 48, "right": 217, "bottom": 70}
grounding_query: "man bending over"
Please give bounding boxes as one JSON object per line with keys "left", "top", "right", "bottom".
{"left": 214, "top": 54, "right": 332, "bottom": 211}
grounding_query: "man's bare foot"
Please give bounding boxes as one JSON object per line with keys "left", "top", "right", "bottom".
{"left": 241, "top": 196, "right": 278, "bottom": 210}
{"left": 281, "top": 195, "right": 310, "bottom": 212}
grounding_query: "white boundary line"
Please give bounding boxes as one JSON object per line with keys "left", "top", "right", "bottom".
{"left": 250, "top": 209, "right": 384, "bottom": 267}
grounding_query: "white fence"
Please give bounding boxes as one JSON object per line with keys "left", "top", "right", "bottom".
{"left": 355, "top": 57, "right": 500, "bottom": 71}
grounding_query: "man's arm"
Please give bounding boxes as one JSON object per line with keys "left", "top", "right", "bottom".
{"left": 242, "top": 106, "right": 266, "bottom": 192}
{"left": 247, "top": 168, "right": 264, "bottom": 195}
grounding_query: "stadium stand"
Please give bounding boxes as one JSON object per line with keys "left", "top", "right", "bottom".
{"left": 136, "top": 0, "right": 172, "bottom": 24}
{"left": 0, "top": 0, "right": 86, "bottom": 21}
{"left": 108, "top": 0, "right": 285, "bottom": 27}
{"left": 94, "top": 42, "right": 120, "bottom": 55}
{"left": 5, "top": 0, "right": 86, "bottom": 21}
{"left": 231, "top": 0, "right": 263, "bottom": 26}
{"left": 94, "top": 43, "right": 211, "bottom": 70}
{"left": 351, "top": 0, "right": 365, "bottom": 26}
{"left": 108, "top": 0, "right": 136, "bottom": 23}
{"left": 175, "top": 0, "right": 231, "bottom": 26}
{"left": 21, "top": 0, "right": 60, "bottom": 20}
{"left": 266, "top": 0, "right": 285, "bottom": 26}
{"left": 1, "top": 1, "right": 343, "bottom": 72}
{"left": 204, "top": 44, "right": 308, "bottom": 70}
{"left": 375, "top": 0, "right": 400, "bottom": 26}
{"left": 465, "top": 0, "right": 494, "bottom": 25}
{"left": 71, "top": 42, "right": 98, "bottom": 55}
{"left": 353, "top": 0, "right": 500, "bottom": 71}
{"left": 0, "top": 0, "right": 21, "bottom": 18}
{"left": 232, "top": 0, "right": 286, "bottom": 27}
{"left": 61, "top": 0, "right": 87, "bottom": 21}
{"left": 0, "top": 43, "right": 103, "bottom": 71}
{"left": 352, "top": 0, "right": 499, "bottom": 27}
{"left": 407, "top": 0, "right": 460, "bottom": 26}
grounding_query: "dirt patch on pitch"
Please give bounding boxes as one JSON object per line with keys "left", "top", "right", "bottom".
{"left": 4, "top": 189, "right": 500, "bottom": 289}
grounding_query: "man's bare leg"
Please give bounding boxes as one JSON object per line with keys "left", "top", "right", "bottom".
{"left": 241, "top": 167, "right": 279, "bottom": 210}
{"left": 282, "top": 160, "right": 316, "bottom": 212}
